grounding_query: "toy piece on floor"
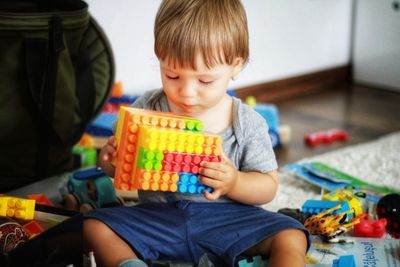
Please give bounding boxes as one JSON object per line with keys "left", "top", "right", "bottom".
{"left": 23, "top": 220, "right": 44, "bottom": 239}
{"left": 376, "top": 193, "right": 400, "bottom": 238}
{"left": 322, "top": 189, "right": 363, "bottom": 217}
{"left": 86, "top": 81, "right": 138, "bottom": 137}
{"left": 284, "top": 162, "right": 399, "bottom": 196}
{"left": 353, "top": 213, "right": 387, "bottom": 238}
{"left": 0, "top": 196, "right": 35, "bottom": 220}
{"left": 63, "top": 167, "right": 124, "bottom": 212}
{"left": 238, "top": 255, "right": 267, "bottom": 267}
{"left": 113, "top": 107, "right": 222, "bottom": 193}
{"left": 85, "top": 112, "right": 117, "bottom": 137}
{"left": 304, "top": 129, "right": 348, "bottom": 147}
{"left": 331, "top": 255, "right": 355, "bottom": 267}
{"left": 245, "top": 96, "right": 291, "bottom": 148}
{"left": 304, "top": 204, "right": 360, "bottom": 243}
{"left": 301, "top": 199, "right": 354, "bottom": 221}
{"left": 73, "top": 133, "right": 97, "bottom": 167}
{"left": 107, "top": 81, "right": 138, "bottom": 111}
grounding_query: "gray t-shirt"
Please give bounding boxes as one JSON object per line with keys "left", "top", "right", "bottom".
{"left": 130, "top": 89, "right": 277, "bottom": 203}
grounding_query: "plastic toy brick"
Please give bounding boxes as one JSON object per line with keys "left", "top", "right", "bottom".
{"left": 177, "top": 173, "right": 213, "bottom": 194}
{"left": 331, "top": 255, "right": 355, "bottom": 267}
{"left": 0, "top": 196, "right": 35, "bottom": 220}
{"left": 353, "top": 213, "right": 387, "bottom": 238}
{"left": 301, "top": 200, "right": 353, "bottom": 220}
{"left": 111, "top": 81, "right": 124, "bottom": 98}
{"left": 162, "top": 152, "right": 220, "bottom": 174}
{"left": 85, "top": 112, "right": 117, "bottom": 137}
{"left": 134, "top": 170, "right": 179, "bottom": 191}
{"left": 23, "top": 220, "right": 44, "bottom": 238}
{"left": 304, "top": 129, "right": 348, "bottom": 147}
{"left": 322, "top": 189, "right": 363, "bottom": 217}
{"left": 238, "top": 255, "right": 267, "bottom": 267}
{"left": 114, "top": 107, "right": 222, "bottom": 192}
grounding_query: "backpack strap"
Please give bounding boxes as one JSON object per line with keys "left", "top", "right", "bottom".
{"left": 75, "top": 39, "right": 95, "bottom": 132}
{"left": 24, "top": 17, "right": 65, "bottom": 178}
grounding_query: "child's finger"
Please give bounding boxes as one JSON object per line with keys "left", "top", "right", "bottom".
{"left": 200, "top": 160, "right": 223, "bottom": 171}
{"left": 204, "top": 188, "right": 222, "bottom": 201}
{"left": 108, "top": 136, "right": 117, "bottom": 147}
{"left": 199, "top": 168, "right": 223, "bottom": 181}
{"left": 219, "top": 150, "right": 231, "bottom": 164}
{"left": 199, "top": 175, "right": 221, "bottom": 188}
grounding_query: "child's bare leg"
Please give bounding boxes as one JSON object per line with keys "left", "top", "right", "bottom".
{"left": 83, "top": 219, "right": 138, "bottom": 267}
{"left": 244, "top": 229, "right": 307, "bottom": 267}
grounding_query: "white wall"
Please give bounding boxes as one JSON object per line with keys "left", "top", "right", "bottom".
{"left": 86, "top": 0, "right": 353, "bottom": 95}
{"left": 353, "top": 0, "right": 400, "bottom": 91}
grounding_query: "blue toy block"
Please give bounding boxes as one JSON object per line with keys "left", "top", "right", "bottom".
{"left": 238, "top": 255, "right": 267, "bottom": 267}
{"left": 301, "top": 200, "right": 352, "bottom": 219}
{"left": 177, "top": 173, "right": 213, "bottom": 194}
{"left": 109, "top": 95, "right": 138, "bottom": 105}
{"left": 332, "top": 255, "right": 355, "bottom": 267}
{"left": 254, "top": 104, "right": 279, "bottom": 131}
{"left": 85, "top": 112, "right": 117, "bottom": 137}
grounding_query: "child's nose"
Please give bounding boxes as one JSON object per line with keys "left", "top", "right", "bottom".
{"left": 180, "top": 81, "right": 197, "bottom": 97}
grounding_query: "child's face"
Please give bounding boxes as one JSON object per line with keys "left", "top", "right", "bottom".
{"left": 160, "top": 54, "right": 242, "bottom": 116}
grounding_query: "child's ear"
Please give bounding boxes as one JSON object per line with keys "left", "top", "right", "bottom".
{"left": 231, "top": 57, "right": 244, "bottom": 78}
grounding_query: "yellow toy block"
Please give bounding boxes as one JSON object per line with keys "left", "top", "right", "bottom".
{"left": 323, "top": 189, "right": 363, "bottom": 217}
{"left": 114, "top": 107, "right": 222, "bottom": 193}
{"left": 0, "top": 196, "right": 35, "bottom": 220}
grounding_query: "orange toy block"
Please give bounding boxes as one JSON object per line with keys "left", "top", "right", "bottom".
{"left": 114, "top": 107, "right": 222, "bottom": 193}
{"left": 23, "top": 220, "right": 44, "bottom": 238}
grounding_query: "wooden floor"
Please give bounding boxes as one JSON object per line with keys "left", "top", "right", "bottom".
{"left": 271, "top": 83, "right": 400, "bottom": 167}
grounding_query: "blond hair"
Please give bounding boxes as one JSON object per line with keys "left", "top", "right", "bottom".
{"left": 154, "top": 0, "right": 249, "bottom": 69}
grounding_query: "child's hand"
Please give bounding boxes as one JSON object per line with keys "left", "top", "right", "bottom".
{"left": 198, "top": 151, "right": 239, "bottom": 201}
{"left": 98, "top": 136, "right": 117, "bottom": 176}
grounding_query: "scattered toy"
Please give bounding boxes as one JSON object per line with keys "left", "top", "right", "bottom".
{"left": 304, "top": 129, "right": 348, "bottom": 147}
{"left": 353, "top": 213, "right": 386, "bottom": 238}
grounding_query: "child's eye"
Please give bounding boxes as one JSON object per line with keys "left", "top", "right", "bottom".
{"left": 166, "top": 75, "right": 179, "bottom": 80}
{"left": 199, "top": 80, "right": 214, "bottom": 85}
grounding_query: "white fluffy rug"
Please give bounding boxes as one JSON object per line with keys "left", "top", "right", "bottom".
{"left": 263, "top": 131, "right": 400, "bottom": 212}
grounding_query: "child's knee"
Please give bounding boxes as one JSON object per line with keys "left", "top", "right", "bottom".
{"left": 83, "top": 218, "right": 108, "bottom": 239}
{"left": 272, "top": 229, "right": 308, "bottom": 253}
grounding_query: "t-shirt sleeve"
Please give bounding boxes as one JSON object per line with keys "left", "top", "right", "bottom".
{"left": 238, "top": 106, "right": 278, "bottom": 173}
{"left": 131, "top": 89, "right": 159, "bottom": 109}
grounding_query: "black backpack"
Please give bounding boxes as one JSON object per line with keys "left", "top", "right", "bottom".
{"left": 0, "top": 0, "right": 115, "bottom": 191}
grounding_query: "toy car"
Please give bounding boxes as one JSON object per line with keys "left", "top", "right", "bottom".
{"left": 64, "top": 167, "right": 124, "bottom": 212}
{"left": 304, "top": 129, "right": 348, "bottom": 146}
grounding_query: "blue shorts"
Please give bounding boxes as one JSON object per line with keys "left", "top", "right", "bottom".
{"left": 85, "top": 201, "right": 310, "bottom": 266}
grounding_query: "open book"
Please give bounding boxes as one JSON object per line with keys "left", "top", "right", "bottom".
{"left": 306, "top": 235, "right": 400, "bottom": 267}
